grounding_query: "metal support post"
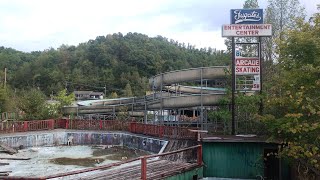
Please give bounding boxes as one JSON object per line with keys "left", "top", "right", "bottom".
{"left": 200, "top": 68, "right": 204, "bottom": 130}
{"left": 259, "top": 37, "right": 263, "bottom": 115}
{"left": 197, "top": 145, "right": 203, "bottom": 166}
{"left": 231, "top": 37, "right": 236, "bottom": 135}
{"left": 141, "top": 156, "right": 147, "bottom": 180}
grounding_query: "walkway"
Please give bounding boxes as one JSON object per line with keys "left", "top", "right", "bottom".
{"left": 69, "top": 159, "right": 198, "bottom": 180}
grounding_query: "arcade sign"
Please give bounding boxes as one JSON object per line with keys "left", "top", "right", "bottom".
{"left": 235, "top": 57, "right": 260, "bottom": 75}
{"left": 231, "top": 9, "right": 263, "bottom": 24}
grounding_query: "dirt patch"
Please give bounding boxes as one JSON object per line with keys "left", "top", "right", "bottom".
{"left": 92, "top": 146, "right": 150, "bottom": 161}
{"left": 49, "top": 146, "right": 150, "bottom": 167}
{"left": 50, "top": 157, "right": 104, "bottom": 167}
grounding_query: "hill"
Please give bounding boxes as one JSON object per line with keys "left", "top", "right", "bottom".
{"left": 0, "top": 32, "right": 230, "bottom": 96}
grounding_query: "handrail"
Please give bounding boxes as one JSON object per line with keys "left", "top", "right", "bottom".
{"left": 140, "top": 145, "right": 202, "bottom": 180}
{"left": 44, "top": 157, "right": 141, "bottom": 179}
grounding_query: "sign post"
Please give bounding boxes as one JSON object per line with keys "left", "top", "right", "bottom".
{"left": 222, "top": 8, "right": 272, "bottom": 135}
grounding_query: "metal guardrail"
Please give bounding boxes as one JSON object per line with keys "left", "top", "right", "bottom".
{"left": 0, "top": 119, "right": 197, "bottom": 140}
{"left": 0, "top": 119, "right": 55, "bottom": 133}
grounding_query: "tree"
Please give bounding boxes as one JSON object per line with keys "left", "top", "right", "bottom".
{"left": 110, "top": 92, "right": 118, "bottom": 98}
{"left": 18, "top": 88, "right": 46, "bottom": 120}
{"left": 55, "top": 89, "right": 74, "bottom": 108}
{"left": 243, "top": 0, "right": 258, "bottom": 8}
{"left": 263, "top": 0, "right": 306, "bottom": 62}
{"left": 123, "top": 83, "right": 133, "bottom": 97}
{"left": 0, "top": 86, "right": 17, "bottom": 113}
{"left": 263, "top": 12, "right": 320, "bottom": 178}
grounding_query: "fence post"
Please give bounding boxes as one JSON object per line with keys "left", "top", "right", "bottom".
{"left": 50, "top": 119, "right": 55, "bottom": 130}
{"left": 159, "top": 125, "right": 164, "bottom": 138}
{"left": 66, "top": 119, "right": 69, "bottom": 129}
{"left": 141, "top": 156, "right": 147, "bottom": 180}
{"left": 24, "top": 121, "right": 28, "bottom": 132}
{"left": 130, "top": 121, "right": 136, "bottom": 133}
{"left": 197, "top": 145, "right": 202, "bottom": 166}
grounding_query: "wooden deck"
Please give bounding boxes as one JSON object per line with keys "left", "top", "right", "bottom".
{"left": 70, "top": 159, "right": 198, "bottom": 180}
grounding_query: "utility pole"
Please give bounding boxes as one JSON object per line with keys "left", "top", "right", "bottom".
{"left": 4, "top": 68, "right": 7, "bottom": 87}
{"left": 104, "top": 85, "right": 107, "bottom": 98}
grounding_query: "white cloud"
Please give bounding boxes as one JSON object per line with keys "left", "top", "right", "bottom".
{"left": 0, "top": 0, "right": 317, "bottom": 52}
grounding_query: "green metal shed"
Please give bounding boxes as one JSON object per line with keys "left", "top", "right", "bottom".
{"left": 202, "top": 136, "right": 290, "bottom": 180}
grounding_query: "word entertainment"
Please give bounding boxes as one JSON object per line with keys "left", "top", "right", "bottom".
{"left": 222, "top": 24, "right": 272, "bottom": 37}
{"left": 224, "top": 24, "right": 271, "bottom": 30}
{"left": 232, "top": 9, "right": 262, "bottom": 24}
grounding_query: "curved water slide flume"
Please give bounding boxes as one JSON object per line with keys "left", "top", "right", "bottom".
{"left": 149, "top": 66, "right": 228, "bottom": 90}
{"left": 64, "top": 66, "right": 229, "bottom": 114}
{"left": 164, "top": 85, "right": 226, "bottom": 94}
{"left": 147, "top": 66, "right": 228, "bottom": 110}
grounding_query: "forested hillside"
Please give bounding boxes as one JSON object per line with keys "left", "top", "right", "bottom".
{"left": 0, "top": 32, "right": 229, "bottom": 97}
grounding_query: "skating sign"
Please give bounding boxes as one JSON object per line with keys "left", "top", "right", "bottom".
{"left": 235, "top": 58, "right": 260, "bottom": 75}
{"left": 235, "top": 49, "right": 261, "bottom": 91}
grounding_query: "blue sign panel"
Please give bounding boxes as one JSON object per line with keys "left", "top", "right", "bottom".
{"left": 231, "top": 9, "right": 263, "bottom": 24}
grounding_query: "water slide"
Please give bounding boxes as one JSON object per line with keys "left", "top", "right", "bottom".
{"left": 149, "top": 66, "right": 227, "bottom": 89}
{"left": 63, "top": 66, "right": 228, "bottom": 115}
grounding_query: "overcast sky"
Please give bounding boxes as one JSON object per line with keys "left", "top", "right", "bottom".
{"left": 0, "top": 0, "right": 318, "bottom": 52}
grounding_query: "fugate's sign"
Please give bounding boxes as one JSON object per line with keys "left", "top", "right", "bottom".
{"left": 230, "top": 9, "right": 263, "bottom": 24}
{"left": 223, "top": 8, "right": 272, "bottom": 37}
{"left": 221, "top": 8, "right": 271, "bottom": 92}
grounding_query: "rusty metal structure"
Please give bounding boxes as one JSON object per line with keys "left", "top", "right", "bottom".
{"left": 63, "top": 66, "right": 228, "bottom": 131}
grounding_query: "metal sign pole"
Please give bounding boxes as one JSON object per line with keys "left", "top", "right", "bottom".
{"left": 231, "top": 37, "right": 236, "bottom": 135}
{"left": 259, "top": 37, "right": 263, "bottom": 114}
{"left": 223, "top": 8, "right": 271, "bottom": 135}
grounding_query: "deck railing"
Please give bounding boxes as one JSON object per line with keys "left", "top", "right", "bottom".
{"left": 0, "top": 119, "right": 55, "bottom": 133}
{"left": 0, "top": 119, "right": 197, "bottom": 140}
{"left": 130, "top": 122, "right": 197, "bottom": 139}
{"left": 140, "top": 144, "right": 202, "bottom": 180}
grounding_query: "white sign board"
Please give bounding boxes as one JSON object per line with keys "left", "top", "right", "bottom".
{"left": 222, "top": 24, "right": 272, "bottom": 37}
{"left": 235, "top": 58, "right": 260, "bottom": 75}
{"left": 252, "top": 75, "right": 261, "bottom": 91}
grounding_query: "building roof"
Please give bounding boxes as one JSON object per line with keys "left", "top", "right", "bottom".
{"left": 74, "top": 91, "right": 104, "bottom": 95}
{"left": 202, "top": 135, "right": 273, "bottom": 143}
{"left": 74, "top": 91, "right": 92, "bottom": 94}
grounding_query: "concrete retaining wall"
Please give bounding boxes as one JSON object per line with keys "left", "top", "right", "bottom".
{"left": 0, "top": 130, "right": 167, "bottom": 154}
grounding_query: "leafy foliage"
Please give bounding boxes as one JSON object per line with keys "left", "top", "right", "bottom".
{"left": 208, "top": 92, "right": 263, "bottom": 135}
{"left": 0, "top": 33, "right": 229, "bottom": 98}
{"left": 55, "top": 89, "right": 75, "bottom": 108}
{"left": 17, "top": 88, "right": 47, "bottom": 120}
{"left": 263, "top": 12, "right": 320, "bottom": 177}
{"left": 0, "top": 86, "right": 19, "bottom": 117}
